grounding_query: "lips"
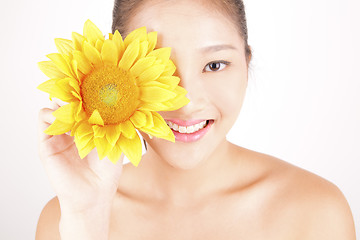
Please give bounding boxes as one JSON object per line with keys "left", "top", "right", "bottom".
{"left": 164, "top": 119, "right": 214, "bottom": 143}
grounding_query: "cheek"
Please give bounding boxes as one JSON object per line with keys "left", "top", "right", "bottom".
{"left": 206, "top": 71, "right": 247, "bottom": 118}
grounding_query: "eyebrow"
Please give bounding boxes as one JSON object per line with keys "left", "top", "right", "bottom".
{"left": 200, "top": 44, "right": 238, "bottom": 53}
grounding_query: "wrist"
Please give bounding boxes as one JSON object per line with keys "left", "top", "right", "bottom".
{"left": 59, "top": 196, "right": 114, "bottom": 240}
{"left": 58, "top": 192, "right": 115, "bottom": 214}
{"left": 59, "top": 206, "right": 112, "bottom": 240}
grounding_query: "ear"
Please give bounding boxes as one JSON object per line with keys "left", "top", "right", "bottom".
{"left": 246, "top": 45, "right": 252, "bottom": 65}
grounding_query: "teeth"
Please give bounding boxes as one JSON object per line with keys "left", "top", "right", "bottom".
{"left": 179, "top": 126, "right": 187, "bottom": 133}
{"left": 187, "top": 125, "right": 195, "bottom": 133}
{"left": 165, "top": 120, "right": 209, "bottom": 133}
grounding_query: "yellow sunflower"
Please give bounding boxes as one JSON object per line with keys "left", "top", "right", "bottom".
{"left": 37, "top": 20, "right": 189, "bottom": 166}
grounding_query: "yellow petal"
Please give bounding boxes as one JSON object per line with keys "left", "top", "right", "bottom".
{"left": 139, "top": 125, "right": 174, "bottom": 142}
{"left": 129, "top": 111, "right": 147, "bottom": 128}
{"left": 142, "top": 110, "right": 154, "bottom": 128}
{"left": 83, "top": 19, "right": 104, "bottom": 46}
{"left": 124, "top": 27, "right": 147, "bottom": 48}
{"left": 68, "top": 78, "right": 80, "bottom": 94}
{"left": 56, "top": 78, "right": 75, "bottom": 93}
{"left": 137, "top": 110, "right": 154, "bottom": 129}
{"left": 37, "top": 78, "right": 76, "bottom": 102}
{"left": 141, "top": 112, "right": 169, "bottom": 136}
{"left": 74, "top": 132, "right": 93, "bottom": 150}
{"left": 163, "top": 129, "right": 176, "bottom": 142}
{"left": 138, "top": 64, "right": 165, "bottom": 84}
{"left": 52, "top": 103, "right": 76, "bottom": 124}
{"left": 137, "top": 41, "right": 148, "bottom": 60}
{"left": 92, "top": 125, "right": 107, "bottom": 138}
{"left": 140, "top": 86, "right": 176, "bottom": 103}
{"left": 73, "top": 50, "right": 92, "bottom": 75}
{"left": 140, "top": 80, "right": 170, "bottom": 89}
{"left": 78, "top": 139, "right": 95, "bottom": 159}
{"left": 94, "top": 137, "right": 112, "bottom": 160}
{"left": 166, "top": 86, "right": 189, "bottom": 106}
{"left": 119, "top": 133, "right": 142, "bottom": 167}
{"left": 118, "top": 39, "right": 140, "bottom": 71}
{"left": 72, "top": 32, "right": 85, "bottom": 51}
{"left": 165, "top": 93, "right": 190, "bottom": 111}
{"left": 75, "top": 121, "right": 93, "bottom": 139}
{"left": 83, "top": 41, "right": 102, "bottom": 66}
{"left": 71, "top": 90, "right": 81, "bottom": 100}
{"left": 101, "top": 39, "right": 118, "bottom": 65}
{"left": 38, "top": 61, "right": 67, "bottom": 79}
{"left": 140, "top": 116, "right": 175, "bottom": 142}
{"left": 173, "top": 85, "right": 188, "bottom": 97}
{"left": 147, "top": 47, "right": 171, "bottom": 63}
{"left": 50, "top": 90, "right": 76, "bottom": 102}
{"left": 46, "top": 53, "right": 74, "bottom": 78}
{"left": 77, "top": 71, "right": 85, "bottom": 81}
{"left": 95, "top": 39, "right": 104, "bottom": 52}
{"left": 138, "top": 102, "right": 170, "bottom": 111}
{"left": 112, "top": 30, "right": 125, "bottom": 60}
{"left": 118, "top": 121, "right": 137, "bottom": 139}
{"left": 70, "top": 121, "right": 81, "bottom": 136}
{"left": 161, "top": 60, "right": 176, "bottom": 77}
{"left": 74, "top": 102, "right": 87, "bottom": 122}
{"left": 147, "top": 31, "right": 157, "bottom": 54}
{"left": 44, "top": 119, "right": 74, "bottom": 135}
{"left": 54, "top": 38, "right": 74, "bottom": 56}
{"left": 156, "top": 76, "right": 180, "bottom": 90}
{"left": 130, "top": 56, "right": 156, "bottom": 78}
{"left": 70, "top": 59, "right": 81, "bottom": 81}
{"left": 107, "top": 142, "right": 123, "bottom": 164}
{"left": 152, "top": 112, "right": 171, "bottom": 133}
{"left": 88, "top": 109, "right": 104, "bottom": 126}
{"left": 105, "top": 125, "right": 121, "bottom": 146}
{"left": 37, "top": 78, "right": 57, "bottom": 95}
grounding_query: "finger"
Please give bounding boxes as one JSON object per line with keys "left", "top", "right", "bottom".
{"left": 52, "top": 98, "right": 67, "bottom": 107}
{"left": 50, "top": 100, "right": 59, "bottom": 110}
{"left": 38, "top": 108, "right": 55, "bottom": 142}
{"left": 42, "top": 133, "right": 75, "bottom": 159}
{"left": 40, "top": 108, "right": 55, "bottom": 124}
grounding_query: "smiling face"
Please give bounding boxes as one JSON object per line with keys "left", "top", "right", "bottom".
{"left": 125, "top": 0, "right": 249, "bottom": 169}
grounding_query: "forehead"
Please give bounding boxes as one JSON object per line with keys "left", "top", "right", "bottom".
{"left": 127, "top": 0, "right": 244, "bottom": 50}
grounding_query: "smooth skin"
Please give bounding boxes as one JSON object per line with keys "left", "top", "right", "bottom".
{"left": 36, "top": 0, "right": 356, "bottom": 239}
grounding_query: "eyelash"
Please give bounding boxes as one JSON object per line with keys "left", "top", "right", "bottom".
{"left": 203, "top": 60, "right": 231, "bottom": 73}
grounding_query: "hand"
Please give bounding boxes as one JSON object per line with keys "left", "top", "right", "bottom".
{"left": 38, "top": 98, "right": 124, "bottom": 213}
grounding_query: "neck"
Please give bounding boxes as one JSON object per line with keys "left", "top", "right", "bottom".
{"left": 135, "top": 139, "right": 235, "bottom": 206}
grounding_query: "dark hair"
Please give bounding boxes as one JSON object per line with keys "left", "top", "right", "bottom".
{"left": 112, "top": 0, "right": 252, "bottom": 64}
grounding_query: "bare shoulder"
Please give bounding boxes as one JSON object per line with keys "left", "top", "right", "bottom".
{"left": 282, "top": 164, "right": 356, "bottom": 239}
{"left": 235, "top": 146, "right": 356, "bottom": 239}
{"left": 35, "top": 196, "right": 61, "bottom": 240}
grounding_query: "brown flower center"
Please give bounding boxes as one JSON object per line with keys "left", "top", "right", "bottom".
{"left": 80, "top": 65, "right": 139, "bottom": 124}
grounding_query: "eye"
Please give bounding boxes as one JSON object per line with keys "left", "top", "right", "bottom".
{"left": 203, "top": 61, "right": 230, "bottom": 72}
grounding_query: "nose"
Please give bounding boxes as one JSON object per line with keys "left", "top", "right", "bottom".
{"left": 173, "top": 64, "right": 208, "bottom": 116}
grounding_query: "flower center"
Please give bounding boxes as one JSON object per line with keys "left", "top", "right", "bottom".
{"left": 80, "top": 65, "right": 139, "bottom": 124}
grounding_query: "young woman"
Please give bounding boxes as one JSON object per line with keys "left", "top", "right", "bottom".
{"left": 36, "top": 0, "right": 356, "bottom": 239}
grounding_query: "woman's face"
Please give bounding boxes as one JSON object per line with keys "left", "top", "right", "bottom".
{"left": 126, "top": 0, "right": 249, "bottom": 169}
